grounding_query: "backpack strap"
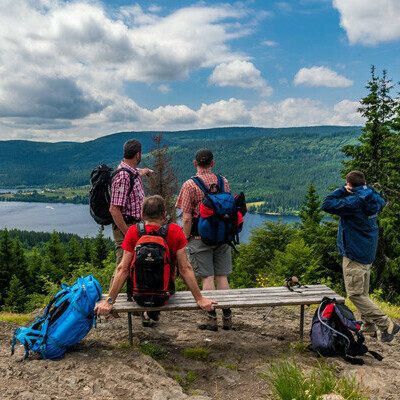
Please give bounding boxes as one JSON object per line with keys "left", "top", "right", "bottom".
{"left": 156, "top": 224, "right": 170, "bottom": 239}
{"left": 137, "top": 223, "right": 146, "bottom": 237}
{"left": 112, "top": 168, "right": 138, "bottom": 197}
{"left": 217, "top": 175, "right": 225, "bottom": 192}
{"left": 191, "top": 176, "right": 210, "bottom": 194}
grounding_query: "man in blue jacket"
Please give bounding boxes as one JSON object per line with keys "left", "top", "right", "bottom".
{"left": 322, "top": 170, "right": 399, "bottom": 343}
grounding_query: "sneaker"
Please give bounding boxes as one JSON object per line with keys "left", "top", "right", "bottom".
{"left": 141, "top": 312, "right": 153, "bottom": 328}
{"left": 222, "top": 314, "right": 233, "bottom": 331}
{"left": 381, "top": 321, "right": 400, "bottom": 343}
{"left": 198, "top": 313, "right": 218, "bottom": 331}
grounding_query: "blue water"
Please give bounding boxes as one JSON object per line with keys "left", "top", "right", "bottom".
{"left": 0, "top": 201, "right": 301, "bottom": 242}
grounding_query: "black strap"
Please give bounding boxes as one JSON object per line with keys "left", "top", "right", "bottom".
{"left": 112, "top": 168, "right": 138, "bottom": 197}
{"left": 217, "top": 174, "right": 225, "bottom": 192}
{"left": 368, "top": 350, "right": 383, "bottom": 361}
{"left": 342, "top": 355, "right": 365, "bottom": 365}
{"left": 137, "top": 223, "right": 146, "bottom": 237}
{"left": 156, "top": 224, "right": 169, "bottom": 239}
{"left": 191, "top": 176, "right": 210, "bottom": 194}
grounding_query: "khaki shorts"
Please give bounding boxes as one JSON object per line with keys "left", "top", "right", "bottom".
{"left": 187, "top": 238, "right": 232, "bottom": 277}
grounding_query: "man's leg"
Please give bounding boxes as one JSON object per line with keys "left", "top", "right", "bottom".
{"left": 359, "top": 264, "right": 377, "bottom": 335}
{"left": 187, "top": 238, "right": 217, "bottom": 331}
{"left": 111, "top": 222, "right": 134, "bottom": 299}
{"left": 214, "top": 245, "right": 233, "bottom": 330}
{"left": 343, "top": 257, "right": 390, "bottom": 332}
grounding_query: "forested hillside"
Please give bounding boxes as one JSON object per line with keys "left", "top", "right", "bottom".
{"left": 0, "top": 126, "right": 361, "bottom": 212}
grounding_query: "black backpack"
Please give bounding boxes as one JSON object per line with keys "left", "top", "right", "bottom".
{"left": 130, "top": 224, "right": 175, "bottom": 307}
{"left": 89, "top": 164, "right": 137, "bottom": 226}
{"left": 310, "top": 297, "right": 383, "bottom": 365}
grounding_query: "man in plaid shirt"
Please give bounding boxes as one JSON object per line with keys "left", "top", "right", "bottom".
{"left": 110, "top": 139, "right": 152, "bottom": 301}
{"left": 175, "top": 148, "right": 233, "bottom": 331}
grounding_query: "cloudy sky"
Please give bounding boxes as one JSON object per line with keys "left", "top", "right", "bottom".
{"left": 0, "top": 0, "right": 399, "bottom": 142}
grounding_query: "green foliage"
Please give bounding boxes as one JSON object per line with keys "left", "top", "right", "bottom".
{"left": 260, "top": 355, "right": 367, "bottom": 400}
{"left": 182, "top": 347, "right": 209, "bottom": 360}
{"left": 92, "top": 228, "right": 108, "bottom": 268}
{"left": 0, "top": 312, "right": 32, "bottom": 324}
{"left": 68, "top": 236, "right": 81, "bottom": 265}
{"left": 2, "top": 275, "right": 26, "bottom": 313}
{"left": 0, "top": 228, "right": 13, "bottom": 301}
{"left": 138, "top": 343, "right": 166, "bottom": 360}
{"left": 230, "top": 220, "right": 296, "bottom": 288}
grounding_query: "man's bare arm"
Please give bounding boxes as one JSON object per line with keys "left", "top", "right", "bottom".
{"left": 182, "top": 212, "right": 192, "bottom": 239}
{"left": 94, "top": 250, "right": 132, "bottom": 316}
{"left": 176, "top": 248, "right": 217, "bottom": 312}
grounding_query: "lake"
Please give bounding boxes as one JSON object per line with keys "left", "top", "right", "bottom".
{"left": 0, "top": 201, "right": 301, "bottom": 242}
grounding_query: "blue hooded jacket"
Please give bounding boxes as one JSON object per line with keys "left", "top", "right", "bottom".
{"left": 321, "top": 185, "right": 385, "bottom": 264}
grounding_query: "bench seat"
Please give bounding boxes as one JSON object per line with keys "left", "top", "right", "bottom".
{"left": 98, "top": 285, "right": 345, "bottom": 346}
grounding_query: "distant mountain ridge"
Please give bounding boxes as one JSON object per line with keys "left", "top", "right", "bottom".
{"left": 0, "top": 126, "right": 361, "bottom": 211}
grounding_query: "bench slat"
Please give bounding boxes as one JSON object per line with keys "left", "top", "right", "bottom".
{"left": 97, "top": 285, "right": 345, "bottom": 312}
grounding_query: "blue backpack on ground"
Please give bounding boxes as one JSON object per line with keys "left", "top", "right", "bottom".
{"left": 310, "top": 297, "right": 383, "bottom": 365}
{"left": 191, "top": 175, "right": 244, "bottom": 250}
{"left": 12, "top": 275, "right": 101, "bottom": 360}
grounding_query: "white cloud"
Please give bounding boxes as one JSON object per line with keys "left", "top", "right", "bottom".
{"left": 209, "top": 60, "right": 273, "bottom": 96}
{"left": 294, "top": 66, "right": 353, "bottom": 88}
{"left": 0, "top": 0, "right": 250, "bottom": 137}
{"left": 333, "top": 0, "right": 400, "bottom": 45}
{"left": 158, "top": 84, "right": 171, "bottom": 94}
{"left": 250, "top": 97, "right": 363, "bottom": 127}
{"left": 262, "top": 40, "right": 278, "bottom": 46}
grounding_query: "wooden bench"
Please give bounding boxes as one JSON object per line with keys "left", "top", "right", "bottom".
{"left": 98, "top": 284, "right": 345, "bottom": 347}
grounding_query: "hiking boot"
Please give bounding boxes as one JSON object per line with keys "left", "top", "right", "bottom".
{"left": 141, "top": 312, "right": 153, "bottom": 327}
{"left": 381, "top": 321, "right": 400, "bottom": 343}
{"left": 222, "top": 314, "right": 233, "bottom": 330}
{"left": 198, "top": 313, "right": 218, "bottom": 331}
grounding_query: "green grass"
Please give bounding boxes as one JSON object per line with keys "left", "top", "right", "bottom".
{"left": 290, "top": 341, "right": 310, "bottom": 355}
{"left": 0, "top": 312, "right": 32, "bottom": 324}
{"left": 182, "top": 347, "right": 209, "bottom": 360}
{"left": 138, "top": 343, "right": 166, "bottom": 360}
{"left": 215, "top": 361, "right": 237, "bottom": 371}
{"left": 174, "top": 370, "right": 197, "bottom": 389}
{"left": 112, "top": 342, "right": 131, "bottom": 350}
{"left": 260, "top": 355, "right": 368, "bottom": 400}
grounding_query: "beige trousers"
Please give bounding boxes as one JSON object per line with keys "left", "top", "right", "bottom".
{"left": 342, "top": 257, "right": 390, "bottom": 332}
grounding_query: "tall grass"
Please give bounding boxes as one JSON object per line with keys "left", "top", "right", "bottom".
{"left": 260, "top": 355, "right": 367, "bottom": 400}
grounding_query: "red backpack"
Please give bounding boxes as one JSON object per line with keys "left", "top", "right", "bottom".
{"left": 130, "top": 223, "right": 175, "bottom": 307}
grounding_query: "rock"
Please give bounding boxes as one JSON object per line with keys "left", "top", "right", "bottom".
{"left": 216, "top": 366, "right": 240, "bottom": 384}
{"left": 152, "top": 388, "right": 188, "bottom": 400}
{"left": 320, "top": 395, "right": 345, "bottom": 400}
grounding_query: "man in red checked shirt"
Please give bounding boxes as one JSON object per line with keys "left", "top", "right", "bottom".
{"left": 109, "top": 139, "right": 153, "bottom": 301}
{"left": 95, "top": 195, "right": 217, "bottom": 322}
{"left": 175, "top": 148, "right": 233, "bottom": 331}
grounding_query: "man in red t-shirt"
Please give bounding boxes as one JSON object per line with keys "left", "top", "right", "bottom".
{"left": 95, "top": 195, "right": 217, "bottom": 323}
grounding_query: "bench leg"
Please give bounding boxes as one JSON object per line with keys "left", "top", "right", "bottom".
{"left": 128, "top": 312, "right": 133, "bottom": 348}
{"left": 299, "top": 305, "right": 304, "bottom": 341}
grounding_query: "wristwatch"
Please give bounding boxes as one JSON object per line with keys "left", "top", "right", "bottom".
{"left": 106, "top": 296, "right": 116, "bottom": 305}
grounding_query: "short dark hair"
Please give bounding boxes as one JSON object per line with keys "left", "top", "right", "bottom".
{"left": 123, "top": 139, "right": 142, "bottom": 159}
{"left": 346, "top": 170, "right": 366, "bottom": 187}
{"left": 142, "top": 195, "right": 166, "bottom": 220}
{"left": 195, "top": 148, "right": 213, "bottom": 168}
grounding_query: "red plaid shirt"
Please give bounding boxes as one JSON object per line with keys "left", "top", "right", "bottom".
{"left": 175, "top": 169, "right": 230, "bottom": 218}
{"left": 110, "top": 161, "right": 144, "bottom": 219}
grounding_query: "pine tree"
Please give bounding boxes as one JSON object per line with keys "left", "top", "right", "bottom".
{"left": 298, "top": 181, "right": 323, "bottom": 243}
{"left": 11, "top": 237, "right": 29, "bottom": 290}
{"left": 68, "top": 236, "right": 81, "bottom": 266}
{"left": 93, "top": 228, "right": 108, "bottom": 268}
{"left": 82, "top": 236, "right": 92, "bottom": 264}
{"left": 3, "top": 275, "right": 26, "bottom": 313}
{"left": 42, "top": 231, "right": 66, "bottom": 282}
{"left": 143, "top": 134, "right": 179, "bottom": 223}
{"left": 342, "top": 67, "right": 400, "bottom": 298}
{"left": 28, "top": 247, "right": 43, "bottom": 294}
{"left": 0, "top": 228, "right": 13, "bottom": 304}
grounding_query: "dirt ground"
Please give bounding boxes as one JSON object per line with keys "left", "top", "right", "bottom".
{"left": 1, "top": 306, "right": 399, "bottom": 400}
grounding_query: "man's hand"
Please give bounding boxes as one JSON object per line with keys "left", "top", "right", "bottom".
{"left": 138, "top": 168, "right": 154, "bottom": 178}
{"left": 344, "top": 184, "right": 353, "bottom": 193}
{"left": 94, "top": 301, "right": 113, "bottom": 317}
{"left": 197, "top": 297, "right": 218, "bottom": 312}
